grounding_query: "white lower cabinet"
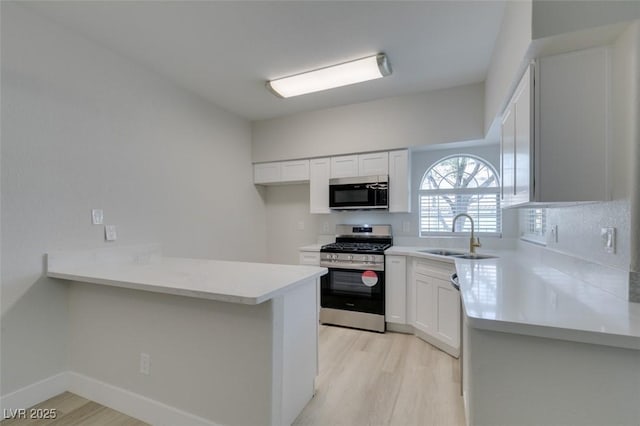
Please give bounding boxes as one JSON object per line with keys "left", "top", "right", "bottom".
{"left": 413, "top": 272, "right": 435, "bottom": 334}
{"left": 385, "top": 256, "right": 406, "bottom": 324}
{"left": 410, "top": 257, "right": 460, "bottom": 358}
{"left": 434, "top": 278, "right": 460, "bottom": 350}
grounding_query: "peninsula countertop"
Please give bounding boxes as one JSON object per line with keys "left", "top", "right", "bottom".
{"left": 47, "top": 246, "right": 327, "bottom": 305}
{"left": 386, "top": 246, "right": 640, "bottom": 350}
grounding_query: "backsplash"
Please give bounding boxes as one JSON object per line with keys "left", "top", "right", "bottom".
{"left": 542, "top": 199, "right": 630, "bottom": 271}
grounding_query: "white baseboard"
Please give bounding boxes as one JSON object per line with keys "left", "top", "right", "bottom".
{"left": 1, "top": 371, "right": 222, "bottom": 426}
{"left": 67, "top": 372, "right": 221, "bottom": 426}
{"left": 0, "top": 372, "right": 69, "bottom": 415}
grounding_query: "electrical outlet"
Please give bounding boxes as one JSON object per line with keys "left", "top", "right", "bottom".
{"left": 402, "top": 221, "right": 411, "bottom": 233}
{"left": 91, "top": 209, "right": 104, "bottom": 225}
{"left": 105, "top": 225, "right": 117, "bottom": 241}
{"left": 601, "top": 227, "right": 616, "bottom": 254}
{"left": 139, "top": 353, "right": 150, "bottom": 375}
{"left": 322, "top": 222, "right": 330, "bottom": 233}
{"left": 297, "top": 220, "right": 305, "bottom": 231}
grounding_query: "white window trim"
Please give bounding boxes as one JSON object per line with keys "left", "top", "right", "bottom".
{"left": 520, "top": 208, "right": 547, "bottom": 246}
{"left": 418, "top": 154, "right": 501, "bottom": 238}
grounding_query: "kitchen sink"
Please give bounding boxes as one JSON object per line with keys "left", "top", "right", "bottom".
{"left": 418, "top": 249, "right": 465, "bottom": 256}
{"left": 417, "top": 249, "right": 498, "bottom": 260}
{"left": 450, "top": 253, "right": 498, "bottom": 260}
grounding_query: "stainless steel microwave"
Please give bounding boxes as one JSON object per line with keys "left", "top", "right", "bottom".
{"left": 329, "top": 175, "right": 388, "bottom": 210}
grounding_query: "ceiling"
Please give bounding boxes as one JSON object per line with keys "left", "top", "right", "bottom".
{"left": 24, "top": 1, "right": 506, "bottom": 121}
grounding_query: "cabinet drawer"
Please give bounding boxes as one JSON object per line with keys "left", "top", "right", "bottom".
{"left": 299, "top": 252, "right": 320, "bottom": 266}
{"left": 414, "top": 258, "right": 455, "bottom": 281}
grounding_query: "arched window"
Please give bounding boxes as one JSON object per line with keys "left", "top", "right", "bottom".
{"left": 419, "top": 155, "right": 500, "bottom": 236}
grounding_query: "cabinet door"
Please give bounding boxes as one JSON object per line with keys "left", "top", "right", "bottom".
{"left": 309, "top": 158, "right": 331, "bottom": 214}
{"left": 512, "top": 66, "right": 532, "bottom": 205}
{"left": 280, "top": 160, "right": 309, "bottom": 182}
{"left": 501, "top": 104, "right": 515, "bottom": 207}
{"left": 330, "top": 155, "right": 359, "bottom": 178}
{"left": 536, "top": 47, "right": 610, "bottom": 202}
{"left": 254, "top": 162, "right": 281, "bottom": 184}
{"left": 388, "top": 150, "right": 410, "bottom": 213}
{"left": 414, "top": 273, "right": 435, "bottom": 335}
{"left": 358, "top": 152, "right": 389, "bottom": 176}
{"left": 435, "top": 277, "right": 460, "bottom": 353}
{"left": 299, "top": 251, "right": 320, "bottom": 266}
{"left": 385, "top": 256, "right": 407, "bottom": 324}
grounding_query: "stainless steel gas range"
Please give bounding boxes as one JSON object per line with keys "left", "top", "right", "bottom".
{"left": 319, "top": 224, "right": 392, "bottom": 333}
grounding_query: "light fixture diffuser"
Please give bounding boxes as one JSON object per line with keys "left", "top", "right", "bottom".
{"left": 266, "top": 53, "right": 392, "bottom": 98}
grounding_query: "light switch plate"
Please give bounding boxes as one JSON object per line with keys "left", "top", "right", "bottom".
{"left": 601, "top": 227, "right": 615, "bottom": 254}
{"left": 91, "top": 209, "right": 104, "bottom": 225}
{"left": 549, "top": 225, "right": 558, "bottom": 243}
{"left": 105, "top": 225, "right": 117, "bottom": 241}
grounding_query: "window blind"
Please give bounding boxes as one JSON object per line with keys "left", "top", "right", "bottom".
{"left": 419, "top": 189, "right": 501, "bottom": 236}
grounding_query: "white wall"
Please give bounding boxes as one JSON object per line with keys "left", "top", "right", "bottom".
{"left": 1, "top": 3, "right": 266, "bottom": 396}
{"left": 252, "top": 83, "right": 484, "bottom": 163}
{"left": 265, "top": 144, "right": 519, "bottom": 265}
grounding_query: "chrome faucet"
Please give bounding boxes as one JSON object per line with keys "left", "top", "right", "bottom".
{"left": 452, "top": 213, "right": 482, "bottom": 254}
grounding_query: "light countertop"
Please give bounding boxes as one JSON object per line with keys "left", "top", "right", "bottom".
{"left": 298, "top": 244, "right": 324, "bottom": 252}
{"left": 385, "top": 246, "right": 457, "bottom": 263}
{"left": 47, "top": 245, "right": 327, "bottom": 305}
{"left": 386, "top": 247, "right": 640, "bottom": 350}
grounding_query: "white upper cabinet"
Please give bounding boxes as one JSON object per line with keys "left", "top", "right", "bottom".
{"left": 254, "top": 160, "right": 309, "bottom": 185}
{"left": 535, "top": 47, "right": 610, "bottom": 203}
{"left": 254, "top": 162, "right": 281, "bottom": 184}
{"left": 309, "top": 158, "right": 331, "bottom": 214}
{"left": 388, "top": 149, "right": 411, "bottom": 213}
{"left": 330, "top": 155, "right": 359, "bottom": 178}
{"left": 501, "top": 46, "right": 611, "bottom": 207}
{"left": 330, "top": 152, "right": 388, "bottom": 179}
{"left": 281, "top": 160, "right": 310, "bottom": 182}
{"left": 358, "top": 152, "right": 389, "bottom": 176}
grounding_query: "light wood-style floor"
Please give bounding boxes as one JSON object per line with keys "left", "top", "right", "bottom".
{"left": 3, "top": 326, "right": 463, "bottom": 426}
{"left": 294, "top": 325, "right": 466, "bottom": 426}
{"left": 0, "top": 392, "right": 148, "bottom": 426}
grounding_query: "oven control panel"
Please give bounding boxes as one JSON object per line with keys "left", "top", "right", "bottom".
{"left": 320, "top": 253, "right": 385, "bottom": 271}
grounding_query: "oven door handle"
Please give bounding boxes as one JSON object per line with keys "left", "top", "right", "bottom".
{"left": 320, "top": 262, "right": 384, "bottom": 272}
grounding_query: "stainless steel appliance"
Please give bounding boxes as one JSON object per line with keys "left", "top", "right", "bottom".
{"left": 329, "top": 175, "right": 388, "bottom": 210}
{"left": 320, "top": 224, "right": 392, "bottom": 333}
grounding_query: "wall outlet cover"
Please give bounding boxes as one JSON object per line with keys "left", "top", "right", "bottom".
{"left": 105, "top": 225, "right": 117, "bottom": 241}
{"left": 601, "top": 227, "right": 616, "bottom": 254}
{"left": 91, "top": 209, "right": 104, "bottom": 225}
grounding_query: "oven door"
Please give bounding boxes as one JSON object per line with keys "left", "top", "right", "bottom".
{"left": 321, "top": 267, "right": 385, "bottom": 315}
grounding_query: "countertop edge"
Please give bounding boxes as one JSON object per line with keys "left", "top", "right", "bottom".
{"left": 464, "top": 313, "right": 640, "bottom": 350}
{"left": 48, "top": 267, "right": 327, "bottom": 305}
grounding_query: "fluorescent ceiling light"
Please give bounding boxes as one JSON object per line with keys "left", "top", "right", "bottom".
{"left": 266, "top": 53, "right": 392, "bottom": 98}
